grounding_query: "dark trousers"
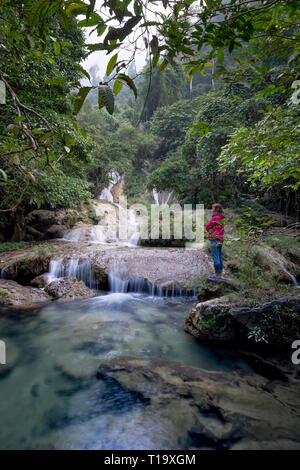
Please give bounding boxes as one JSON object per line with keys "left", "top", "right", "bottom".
{"left": 210, "top": 240, "right": 223, "bottom": 273}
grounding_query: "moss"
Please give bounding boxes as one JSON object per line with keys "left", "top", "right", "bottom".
{"left": 87, "top": 205, "right": 102, "bottom": 225}
{"left": 63, "top": 211, "right": 80, "bottom": 229}
{"left": 0, "top": 242, "right": 28, "bottom": 253}
{"left": 205, "top": 306, "right": 230, "bottom": 330}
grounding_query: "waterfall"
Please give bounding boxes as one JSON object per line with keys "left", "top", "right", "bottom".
{"left": 0, "top": 268, "right": 6, "bottom": 279}
{"left": 48, "top": 258, "right": 96, "bottom": 288}
{"left": 153, "top": 188, "right": 159, "bottom": 205}
{"left": 108, "top": 261, "right": 196, "bottom": 297}
{"left": 98, "top": 170, "right": 120, "bottom": 203}
{"left": 268, "top": 252, "right": 300, "bottom": 289}
{"left": 152, "top": 188, "right": 174, "bottom": 205}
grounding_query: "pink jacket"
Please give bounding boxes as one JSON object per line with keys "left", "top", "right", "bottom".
{"left": 206, "top": 215, "right": 225, "bottom": 242}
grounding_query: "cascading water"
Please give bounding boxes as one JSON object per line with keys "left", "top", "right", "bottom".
{"left": 153, "top": 188, "right": 174, "bottom": 205}
{"left": 48, "top": 258, "right": 96, "bottom": 288}
{"left": 108, "top": 261, "right": 196, "bottom": 298}
{"left": 98, "top": 170, "right": 120, "bottom": 203}
{"left": 268, "top": 252, "right": 300, "bottom": 289}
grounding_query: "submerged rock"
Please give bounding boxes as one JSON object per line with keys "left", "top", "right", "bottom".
{"left": 55, "top": 352, "right": 100, "bottom": 380}
{"left": 96, "top": 356, "right": 300, "bottom": 450}
{"left": 45, "top": 276, "right": 96, "bottom": 301}
{"left": 0, "top": 279, "right": 52, "bottom": 309}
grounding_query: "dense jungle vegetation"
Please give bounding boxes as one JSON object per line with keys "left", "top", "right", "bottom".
{"left": 0, "top": 0, "right": 299, "bottom": 242}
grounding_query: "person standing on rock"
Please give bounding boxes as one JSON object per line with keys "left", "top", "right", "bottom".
{"left": 205, "top": 203, "right": 225, "bottom": 279}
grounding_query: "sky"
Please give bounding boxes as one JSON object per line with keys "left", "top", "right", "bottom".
{"left": 80, "top": 0, "right": 168, "bottom": 81}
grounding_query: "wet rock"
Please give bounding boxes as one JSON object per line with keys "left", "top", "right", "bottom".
{"left": 0, "top": 280, "right": 52, "bottom": 309}
{"left": 185, "top": 296, "right": 300, "bottom": 349}
{"left": 45, "top": 277, "right": 96, "bottom": 301}
{"left": 185, "top": 297, "right": 238, "bottom": 343}
{"left": 196, "top": 278, "right": 239, "bottom": 302}
{"left": 96, "top": 356, "right": 300, "bottom": 450}
{"left": 46, "top": 225, "right": 67, "bottom": 239}
{"left": 30, "top": 273, "right": 51, "bottom": 288}
{"left": 0, "top": 250, "right": 51, "bottom": 284}
{"left": 0, "top": 240, "right": 216, "bottom": 290}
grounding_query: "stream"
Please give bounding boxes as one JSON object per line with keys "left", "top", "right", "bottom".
{"left": 0, "top": 290, "right": 251, "bottom": 450}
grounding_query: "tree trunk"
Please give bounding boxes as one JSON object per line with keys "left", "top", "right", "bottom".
{"left": 10, "top": 207, "right": 26, "bottom": 242}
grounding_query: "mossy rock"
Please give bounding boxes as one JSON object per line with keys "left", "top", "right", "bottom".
{"left": 197, "top": 278, "right": 239, "bottom": 302}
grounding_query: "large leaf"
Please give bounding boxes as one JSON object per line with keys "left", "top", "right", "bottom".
{"left": 53, "top": 42, "right": 60, "bottom": 55}
{"left": 74, "top": 86, "right": 92, "bottom": 113}
{"left": 115, "top": 73, "right": 137, "bottom": 98}
{"left": 65, "top": 2, "right": 88, "bottom": 17}
{"left": 74, "top": 64, "right": 91, "bottom": 80}
{"left": 150, "top": 35, "right": 159, "bottom": 56}
{"left": 98, "top": 85, "right": 114, "bottom": 114}
{"left": 106, "top": 53, "right": 118, "bottom": 76}
{"left": 104, "top": 16, "right": 142, "bottom": 44}
{"left": 113, "top": 80, "right": 124, "bottom": 95}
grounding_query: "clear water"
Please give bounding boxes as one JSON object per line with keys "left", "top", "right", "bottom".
{"left": 0, "top": 292, "right": 250, "bottom": 450}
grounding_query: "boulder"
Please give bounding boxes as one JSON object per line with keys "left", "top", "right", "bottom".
{"left": 185, "top": 296, "right": 300, "bottom": 349}
{"left": 46, "top": 224, "right": 67, "bottom": 239}
{"left": 185, "top": 296, "right": 238, "bottom": 343}
{"left": 30, "top": 273, "right": 51, "bottom": 288}
{"left": 27, "top": 210, "right": 57, "bottom": 227}
{"left": 196, "top": 278, "right": 239, "bottom": 302}
{"left": 96, "top": 356, "right": 300, "bottom": 450}
{"left": 1, "top": 252, "right": 51, "bottom": 284}
{"left": 0, "top": 279, "right": 52, "bottom": 309}
{"left": 45, "top": 276, "right": 96, "bottom": 301}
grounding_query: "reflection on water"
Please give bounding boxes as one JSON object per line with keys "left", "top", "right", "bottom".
{"left": 0, "top": 293, "right": 250, "bottom": 450}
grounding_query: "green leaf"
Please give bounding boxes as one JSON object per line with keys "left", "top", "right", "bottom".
{"left": 150, "top": 35, "right": 159, "bottom": 56}
{"left": 45, "top": 78, "right": 67, "bottom": 85}
{"left": 74, "top": 86, "right": 92, "bottom": 113}
{"left": 59, "top": 9, "right": 69, "bottom": 30}
{"left": 98, "top": 85, "right": 115, "bottom": 114}
{"left": 113, "top": 80, "right": 124, "bottom": 95}
{"left": 115, "top": 73, "right": 137, "bottom": 99}
{"left": 217, "top": 48, "right": 224, "bottom": 64}
{"left": 74, "top": 64, "right": 91, "bottom": 80}
{"left": 65, "top": 2, "right": 88, "bottom": 18}
{"left": 53, "top": 42, "right": 60, "bottom": 55}
{"left": 152, "top": 54, "right": 160, "bottom": 67}
{"left": 159, "top": 59, "right": 168, "bottom": 72}
{"left": 106, "top": 53, "right": 118, "bottom": 76}
{"left": 97, "top": 24, "right": 107, "bottom": 36}
{"left": 174, "top": 3, "right": 185, "bottom": 19}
